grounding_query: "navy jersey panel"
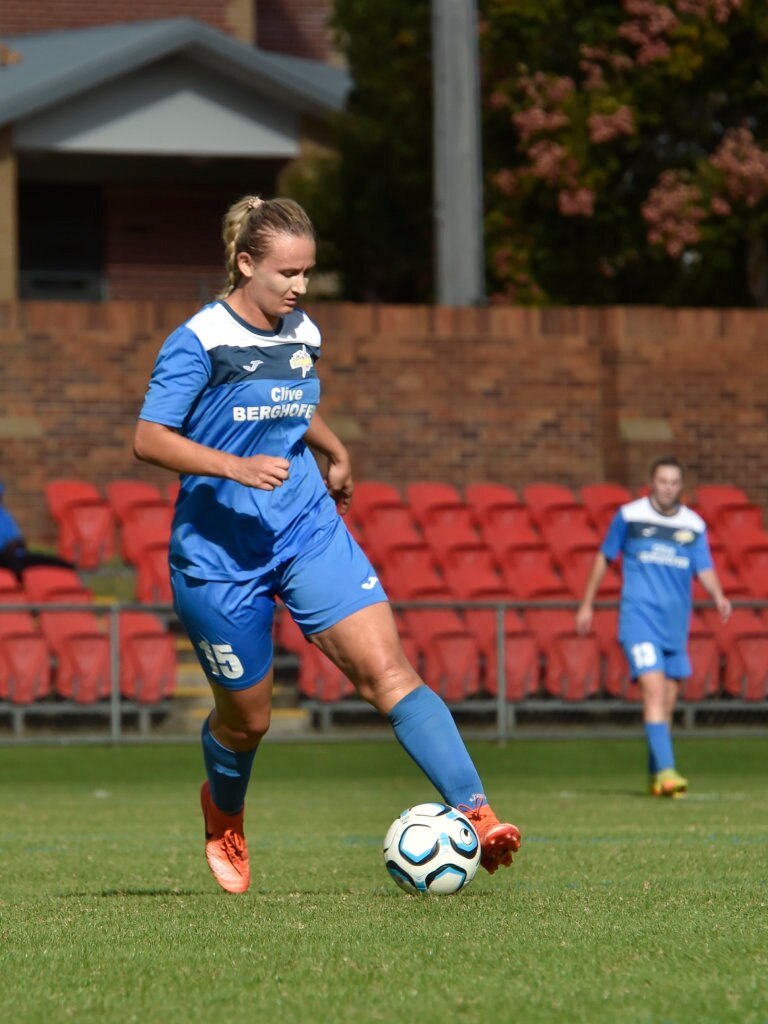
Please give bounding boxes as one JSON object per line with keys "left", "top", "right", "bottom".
{"left": 139, "top": 301, "right": 336, "bottom": 580}
{"left": 601, "top": 497, "right": 712, "bottom": 651}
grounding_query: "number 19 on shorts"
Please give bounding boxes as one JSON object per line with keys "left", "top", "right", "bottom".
{"left": 198, "top": 639, "right": 244, "bottom": 680}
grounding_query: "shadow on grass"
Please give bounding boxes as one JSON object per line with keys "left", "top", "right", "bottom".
{"left": 55, "top": 887, "right": 208, "bottom": 898}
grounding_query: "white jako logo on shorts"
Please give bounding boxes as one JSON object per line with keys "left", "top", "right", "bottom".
{"left": 361, "top": 576, "right": 379, "bottom": 590}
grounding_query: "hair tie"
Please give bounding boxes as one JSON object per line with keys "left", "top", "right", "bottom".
{"left": 246, "top": 197, "right": 263, "bottom": 211}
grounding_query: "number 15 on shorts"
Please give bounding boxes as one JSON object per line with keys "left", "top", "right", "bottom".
{"left": 198, "top": 639, "right": 245, "bottom": 680}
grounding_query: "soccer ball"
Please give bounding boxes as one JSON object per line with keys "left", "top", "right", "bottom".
{"left": 383, "top": 802, "right": 481, "bottom": 895}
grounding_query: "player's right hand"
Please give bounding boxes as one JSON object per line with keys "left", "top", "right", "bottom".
{"left": 575, "top": 603, "right": 593, "bottom": 635}
{"left": 235, "top": 455, "right": 290, "bottom": 490}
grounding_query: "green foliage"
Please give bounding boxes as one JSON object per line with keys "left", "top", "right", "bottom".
{"left": 1, "top": 740, "right": 767, "bottom": 1023}
{"left": 482, "top": 0, "right": 768, "bottom": 305}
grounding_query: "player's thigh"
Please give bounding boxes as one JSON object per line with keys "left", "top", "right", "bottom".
{"left": 311, "top": 602, "right": 418, "bottom": 683}
{"left": 171, "top": 570, "right": 276, "bottom": 689}
{"left": 278, "top": 515, "right": 389, "bottom": 638}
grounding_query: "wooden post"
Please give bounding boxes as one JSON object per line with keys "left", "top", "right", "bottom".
{"left": 0, "top": 126, "right": 17, "bottom": 301}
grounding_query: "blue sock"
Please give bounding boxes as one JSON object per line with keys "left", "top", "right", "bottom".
{"left": 201, "top": 717, "right": 257, "bottom": 815}
{"left": 644, "top": 722, "right": 675, "bottom": 774}
{"left": 387, "top": 686, "right": 487, "bottom": 809}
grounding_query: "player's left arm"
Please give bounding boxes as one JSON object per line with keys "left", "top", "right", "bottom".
{"left": 304, "top": 412, "right": 353, "bottom": 515}
{"left": 696, "top": 568, "right": 732, "bottom": 621}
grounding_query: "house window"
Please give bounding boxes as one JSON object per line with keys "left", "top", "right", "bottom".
{"left": 19, "top": 182, "right": 104, "bottom": 300}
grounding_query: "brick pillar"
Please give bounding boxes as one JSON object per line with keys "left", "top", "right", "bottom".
{"left": 225, "top": 0, "right": 256, "bottom": 44}
{"left": 0, "top": 126, "right": 17, "bottom": 301}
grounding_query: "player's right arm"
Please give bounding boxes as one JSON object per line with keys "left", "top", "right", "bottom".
{"left": 575, "top": 507, "right": 627, "bottom": 635}
{"left": 575, "top": 552, "right": 609, "bottom": 635}
{"left": 134, "top": 324, "right": 289, "bottom": 490}
{"left": 133, "top": 420, "right": 289, "bottom": 490}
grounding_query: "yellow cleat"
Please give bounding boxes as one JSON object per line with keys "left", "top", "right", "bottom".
{"left": 649, "top": 768, "right": 688, "bottom": 799}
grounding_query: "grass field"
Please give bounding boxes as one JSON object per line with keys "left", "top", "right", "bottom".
{"left": 1, "top": 737, "right": 766, "bottom": 1024}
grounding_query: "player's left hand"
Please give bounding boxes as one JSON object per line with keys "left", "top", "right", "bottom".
{"left": 716, "top": 595, "right": 732, "bottom": 622}
{"left": 325, "top": 456, "right": 353, "bottom": 515}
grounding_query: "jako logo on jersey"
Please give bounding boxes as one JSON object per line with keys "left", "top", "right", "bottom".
{"left": 242, "top": 359, "right": 264, "bottom": 372}
{"left": 289, "top": 346, "right": 313, "bottom": 378}
{"left": 673, "top": 529, "right": 695, "bottom": 544}
{"left": 361, "top": 576, "right": 379, "bottom": 590}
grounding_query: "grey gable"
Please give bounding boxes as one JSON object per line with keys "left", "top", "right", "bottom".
{"left": 0, "top": 18, "right": 351, "bottom": 130}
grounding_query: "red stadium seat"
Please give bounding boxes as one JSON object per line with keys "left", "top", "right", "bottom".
{"left": 135, "top": 545, "right": 172, "bottom": 604}
{"left": 380, "top": 543, "right": 444, "bottom": 600}
{"left": 106, "top": 480, "right": 168, "bottom": 525}
{"left": 464, "top": 483, "right": 522, "bottom": 519}
{"left": 45, "top": 479, "right": 103, "bottom": 524}
{"left": 723, "top": 635, "right": 768, "bottom": 701}
{"left": 363, "top": 506, "right": 422, "bottom": 563}
{"left": 500, "top": 548, "right": 570, "bottom": 599}
{"left": 542, "top": 522, "right": 601, "bottom": 564}
{"left": 441, "top": 545, "right": 505, "bottom": 599}
{"left": 543, "top": 633, "right": 602, "bottom": 701}
{"left": 298, "top": 645, "right": 355, "bottom": 701}
{"left": 22, "top": 566, "right": 92, "bottom": 603}
{"left": 166, "top": 481, "right": 181, "bottom": 505}
{"left": 538, "top": 504, "right": 595, "bottom": 535}
{"left": 0, "top": 611, "right": 52, "bottom": 702}
{"left": 120, "top": 507, "right": 174, "bottom": 565}
{"left": 275, "top": 608, "right": 306, "bottom": 655}
{"left": 695, "top": 484, "right": 750, "bottom": 521}
{"left": 39, "top": 610, "right": 110, "bottom": 702}
{"left": 421, "top": 630, "right": 481, "bottom": 701}
{"left": 522, "top": 483, "right": 580, "bottom": 528}
{"left": 0, "top": 569, "right": 22, "bottom": 598}
{"left": 714, "top": 502, "right": 764, "bottom": 535}
{"left": 422, "top": 514, "right": 482, "bottom": 562}
{"left": 590, "top": 610, "right": 639, "bottom": 701}
{"left": 681, "top": 630, "right": 721, "bottom": 701}
{"left": 58, "top": 501, "right": 116, "bottom": 569}
{"left": 559, "top": 545, "right": 621, "bottom": 600}
{"left": 406, "top": 482, "right": 465, "bottom": 529}
{"left": 119, "top": 611, "right": 177, "bottom": 702}
{"left": 579, "top": 483, "right": 632, "bottom": 529}
{"left": 462, "top": 607, "right": 540, "bottom": 699}
{"left": 699, "top": 608, "right": 767, "bottom": 655}
{"left": 350, "top": 481, "right": 403, "bottom": 522}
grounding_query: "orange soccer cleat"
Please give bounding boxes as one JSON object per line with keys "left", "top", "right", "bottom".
{"left": 200, "top": 780, "right": 250, "bottom": 893}
{"left": 459, "top": 801, "right": 522, "bottom": 874}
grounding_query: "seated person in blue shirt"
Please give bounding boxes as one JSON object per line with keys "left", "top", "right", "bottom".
{"left": 0, "top": 482, "right": 74, "bottom": 581}
{"left": 576, "top": 457, "right": 731, "bottom": 798}
{"left": 133, "top": 194, "right": 522, "bottom": 893}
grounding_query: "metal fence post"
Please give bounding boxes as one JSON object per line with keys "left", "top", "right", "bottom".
{"left": 496, "top": 602, "right": 507, "bottom": 741}
{"left": 109, "top": 604, "right": 121, "bottom": 744}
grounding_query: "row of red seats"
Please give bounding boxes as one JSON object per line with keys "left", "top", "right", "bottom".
{"left": 45, "top": 478, "right": 179, "bottom": 571}
{"left": 0, "top": 566, "right": 176, "bottom": 705}
{"left": 276, "top": 607, "right": 768, "bottom": 704}
{"left": 347, "top": 481, "right": 768, "bottom": 603}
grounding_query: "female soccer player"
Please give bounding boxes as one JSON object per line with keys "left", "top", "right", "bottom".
{"left": 134, "top": 195, "right": 521, "bottom": 892}
{"left": 576, "top": 457, "right": 731, "bottom": 797}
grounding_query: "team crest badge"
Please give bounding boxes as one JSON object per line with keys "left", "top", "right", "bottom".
{"left": 673, "top": 529, "right": 695, "bottom": 544}
{"left": 289, "top": 345, "right": 313, "bottom": 378}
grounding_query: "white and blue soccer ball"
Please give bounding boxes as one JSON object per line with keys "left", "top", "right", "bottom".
{"left": 383, "top": 802, "right": 481, "bottom": 895}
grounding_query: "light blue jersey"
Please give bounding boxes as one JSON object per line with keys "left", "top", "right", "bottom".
{"left": 139, "top": 301, "right": 337, "bottom": 581}
{"left": 602, "top": 497, "right": 712, "bottom": 654}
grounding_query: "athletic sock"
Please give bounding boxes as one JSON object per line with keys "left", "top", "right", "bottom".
{"left": 201, "top": 716, "right": 257, "bottom": 815}
{"left": 387, "top": 686, "right": 487, "bottom": 809}
{"left": 644, "top": 722, "right": 675, "bottom": 774}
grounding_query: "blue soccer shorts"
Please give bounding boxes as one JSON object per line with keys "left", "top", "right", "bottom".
{"left": 171, "top": 515, "right": 386, "bottom": 690}
{"left": 621, "top": 637, "right": 691, "bottom": 682}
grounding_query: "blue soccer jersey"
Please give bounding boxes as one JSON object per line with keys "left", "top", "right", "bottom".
{"left": 601, "top": 497, "right": 713, "bottom": 652}
{"left": 139, "top": 301, "right": 337, "bottom": 580}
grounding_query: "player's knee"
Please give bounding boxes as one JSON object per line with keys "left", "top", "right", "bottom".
{"left": 355, "top": 656, "right": 417, "bottom": 709}
{"left": 217, "top": 710, "right": 271, "bottom": 749}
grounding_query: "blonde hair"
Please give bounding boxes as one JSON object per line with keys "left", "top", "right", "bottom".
{"left": 217, "top": 195, "right": 315, "bottom": 299}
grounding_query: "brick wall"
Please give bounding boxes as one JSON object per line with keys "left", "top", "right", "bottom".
{"left": 0, "top": 2, "right": 230, "bottom": 35}
{"left": 256, "top": 0, "right": 335, "bottom": 61}
{"left": 1, "top": 300, "right": 766, "bottom": 544}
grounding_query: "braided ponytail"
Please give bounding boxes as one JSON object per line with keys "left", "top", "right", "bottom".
{"left": 217, "top": 195, "right": 314, "bottom": 300}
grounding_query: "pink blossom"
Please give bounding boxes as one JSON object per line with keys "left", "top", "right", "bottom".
{"left": 674, "top": 0, "right": 742, "bottom": 23}
{"left": 558, "top": 188, "right": 596, "bottom": 217}
{"left": 710, "top": 196, "right": 732, "bottom": 216}
{"left": 588, "top": 106, "right": 636, "bottom": 144}
{"left": 528, "top": 141, "right": 570, "bottom": 184}
{"left": 619, "top": 0, "right": 678, "bottom": 64}
{"left": 709, "top": 127, "right": 768, "bottom": 207}
{"left": 493, "top": 169, "right": 517, "bottom": 196}
{"left": 512, "top": 106, "right": 570, "bottom": 143}
{"left": 489, "top": 90, "right": 510, "bottom": 110}
{"left": 642, "top": 170, "right": 706, "bottom": 256}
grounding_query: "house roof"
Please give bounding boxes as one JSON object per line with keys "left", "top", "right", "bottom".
{"left": 0, "top": 18, "right": 351, "bottom": 131}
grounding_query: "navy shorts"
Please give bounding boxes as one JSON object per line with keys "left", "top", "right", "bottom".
{"left": 621, "top": 638, "right": 691, "bottom": 681}
{"left": 172, "top": 516, "right": 387, "bottom": 690}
